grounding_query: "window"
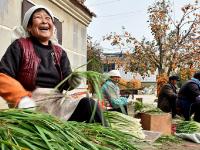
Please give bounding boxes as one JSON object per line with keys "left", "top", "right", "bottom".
{"left": 103, "top": 63, "right": 115, "bottom": 72}
{"left": 21, "top": 0, "right": 34, "bottom": 19}
{"left": 54, "top": 18, "right": 62, "bottom": 45}
{"left": 111, "top": 63, "right": 115, "bottom": 70}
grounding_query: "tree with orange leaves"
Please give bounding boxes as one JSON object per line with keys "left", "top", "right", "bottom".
{"left": 87, "top": 36, "right": 103, "bottom": 73}
{"left": 103, "top": 0, "right": 200, "bottom": 78}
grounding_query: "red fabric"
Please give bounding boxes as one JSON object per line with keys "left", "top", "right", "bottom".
{"left": 0, "top": 73, "right": 32, "bottom": 107}
{"left": 98, "top": 100, "right": 106, "bottom": 109}
{"left": 52, "top": 45, "right": 63, "bottom": 80}
{"left": 18, "top": 38, "right": 40, "bottom": 91}
{"left": 17, "top": 38, "right": 63, "bottom": 91}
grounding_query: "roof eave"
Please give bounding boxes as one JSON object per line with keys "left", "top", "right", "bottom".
{"left": 70, "top": 0, "right": 96, "bottom": 18}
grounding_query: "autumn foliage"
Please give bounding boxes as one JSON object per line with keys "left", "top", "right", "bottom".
{"left": 180, "top": 65, "right": 197, "bottom": 81}
{"left": 103, "top": 0, "right": 200, "bottom": 78}
{"left": 118, "top": 78, "right": 142, "bottom": 90}
{"left": 156, "top": 73, "right": 168, "bottom": 95}
{"left": 87, "top": 36, "right": 103, "bottom": 73}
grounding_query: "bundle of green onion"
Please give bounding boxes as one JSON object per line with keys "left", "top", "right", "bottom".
{"left": 55, "top": 71, "right": 106, "bottom": 124}
{"left": 134, "top": 101, "right": 162, "bottom": 114}
{"left": 104, "top": 111, "right": 145, "bottom": 139}
{"left": 55, "top": 71, "right": 106, "bottom": 100}
{"left": 176, "top": 121, "right": 200, "bottom": 134}
{"left": 0, "top": 109, "right": 140, "bottom": 150}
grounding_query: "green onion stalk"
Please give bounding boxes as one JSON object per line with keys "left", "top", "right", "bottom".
{"left": 0, "top": 109, "right": 141, "bottom": 150}
{"left": 176, "top": 121, "right": 200, "bottom": 134}
{"left": 54, "top": 60, "right": 128, "bottom": 125}
{"left": 54, "top": 64, "right": 107, "bottom": 126}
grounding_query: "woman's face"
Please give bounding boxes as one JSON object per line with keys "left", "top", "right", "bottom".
{"left": 27, "top": 9, "right": 54, "bottom": 45}
{"left": 111, "top": 76, "right": 121, "bottom": 83}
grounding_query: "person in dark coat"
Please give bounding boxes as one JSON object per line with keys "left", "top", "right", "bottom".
{"left": 177, "top": 71, "right": 200, "bottom": 122}
{"left": 157, "top": 75, "right": 180, "bottom": 118}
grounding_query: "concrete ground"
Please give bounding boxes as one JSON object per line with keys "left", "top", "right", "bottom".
{"left": 133, "top": 94, "right": 157, "bottom": 104}
{"left": 154, "top": 141, "right": 200, "bottom": 150}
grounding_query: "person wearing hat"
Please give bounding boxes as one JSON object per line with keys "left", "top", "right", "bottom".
{"left": 157, "top": 75, "right": 180, "bottom": 118}
{"left": 177, "top": 71, "right": 200, "bottom": 122}
{"left": 101, "top": 70, "right": 128, "bottom": 113}
{"left": 0, "top": 5, "right": 105, "bottom": 124}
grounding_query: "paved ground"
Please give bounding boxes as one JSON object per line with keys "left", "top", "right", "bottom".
{"left": 133, "top": 94, "right": 157, "bottom": 103}
{"left": 154, "top": 140, "right": 200, "bottom": 150}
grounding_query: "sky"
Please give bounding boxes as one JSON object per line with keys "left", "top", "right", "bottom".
{"left": 85, "top": 0, "right": 197, "bottom": 52}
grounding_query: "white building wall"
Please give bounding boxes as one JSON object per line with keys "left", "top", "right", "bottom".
{"left": 118, "top": 68, "right": 156, "bottom": 82}
{"left": 0, "top": 0, "right": 22, "bottom": 58}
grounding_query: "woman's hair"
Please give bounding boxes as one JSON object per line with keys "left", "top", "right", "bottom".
{"left": 27, "top": 8, "right": 54, "bottom": 27}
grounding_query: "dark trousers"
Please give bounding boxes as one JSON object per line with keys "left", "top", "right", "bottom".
{"left": 171, "top": 99, "right": 177, "bottom": 118}
{"left": 68, "top": 97, "right": 107, "bottom": 125}
{"left": 158, "top": 98, "right": 176, "bottom": 118}
{"left": 191, "top": 102, "right": 200, "bottom": 122}
{"left": 177, "top": 99, "right": 192, "bottom": 121}
{"left": 177, "top": 98, "right": 200, "bottom": 122}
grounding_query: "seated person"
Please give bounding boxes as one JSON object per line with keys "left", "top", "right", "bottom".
{"left": 157, "top": 75, "right": 179, "bottom": 118}
{"left": 177, "top": 71, "right": 200, "bottom": 122}
{"left": 101, "top": 70, "right": 128, "bottom": 113}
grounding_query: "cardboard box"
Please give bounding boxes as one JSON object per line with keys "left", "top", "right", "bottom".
{"left": 140, "top": 113, "right": 172, "bottom": 135}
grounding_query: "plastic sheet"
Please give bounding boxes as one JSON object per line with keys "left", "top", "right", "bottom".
{"left": 33, "top": 88, "right": 81, "bottom": 120}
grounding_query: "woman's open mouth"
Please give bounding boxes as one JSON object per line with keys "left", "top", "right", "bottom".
{"left": 39, "top": 26, "right": 50, "bottom": 32}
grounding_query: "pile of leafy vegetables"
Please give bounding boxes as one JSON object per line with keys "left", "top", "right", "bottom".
{"left": 0, "top": 70, "right": 146, "bottom": 149}
{"left": 155, "top": 135, "right": 181, "bottom": 144}
{"left": 134, "top": 101, "right": 163, "bottom": 114}
{"left": 176, "top": 121, "right": 200, "bottom": 134}
{"left": 104, "top": 111, "right": 145, "bottom": 139}
{"left": 0, "top": 109, "right": 141, "bottom": 150}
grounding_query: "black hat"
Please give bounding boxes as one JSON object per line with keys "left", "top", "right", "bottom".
{"left": 193, "top": 71, "right": 200, "bottom": 80}
{"left": 169, "top": 75, "right": 180, "bottom": 81}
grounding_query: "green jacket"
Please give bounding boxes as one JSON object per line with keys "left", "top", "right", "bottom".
{"left": 101, "top": 79, "right": 128, "bottom": 108}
